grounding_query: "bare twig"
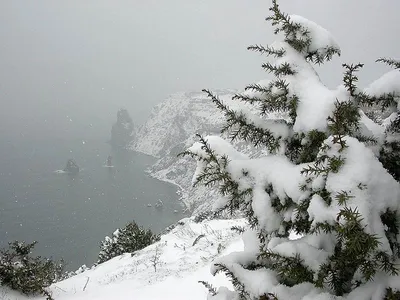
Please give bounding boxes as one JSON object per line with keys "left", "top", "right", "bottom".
{"left": 83, "top": 277, "right": 90, "bottom": 291}
{"left": 53, "top": 285, "right": 67, "bottom": 293}
{"left": 150, "top": 245, "right": 162, "bottom": 272}
{"left": 192, "top": 234, "right": 206, "bottom": 246}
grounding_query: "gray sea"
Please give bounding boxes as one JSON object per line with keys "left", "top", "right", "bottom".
{"left": 0, "top": 137, "right": 184, "bottom": 271}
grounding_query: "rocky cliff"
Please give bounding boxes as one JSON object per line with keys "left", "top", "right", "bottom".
{"left": 132, "top": 90, "right": 238, "bottom": 214}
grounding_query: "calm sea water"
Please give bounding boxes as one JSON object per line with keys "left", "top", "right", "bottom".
{"left": 0, "top": 137, "right": 184, "bottom": 270}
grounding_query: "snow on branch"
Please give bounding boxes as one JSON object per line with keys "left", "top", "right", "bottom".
{"left": 377, "top": 57, "right": 400, "bottom": 70}
{"left": 266, "top": 0, "right": 340, "bottom": 63}
{"left": 289, "top": 15, "right": 341, "bottom": 63}
{"left": 364, "top": 70, "right": 400, "bottom": 107}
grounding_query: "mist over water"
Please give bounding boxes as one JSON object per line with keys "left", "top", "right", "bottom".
{"left": 1, "top": 1, "right": 399, "bottom": 141}
{"left": 0, "top": 136, "right": 184, "bottom": 271}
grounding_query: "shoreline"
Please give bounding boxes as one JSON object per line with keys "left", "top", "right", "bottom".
{"left": 144, "top": 167, "right": 192, "bottom": 214}
{"left": 131, "top": 148, "right": 192, "bottom": 214}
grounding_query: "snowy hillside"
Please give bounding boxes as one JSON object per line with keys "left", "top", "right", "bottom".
{"left": 133, "top": 90, "right": 237, "bottom": 157}
{"left": 132, "top": 90, "right": 239, "bottom": 214}
{"left": 0, "top": 218, "right": 246, "bottom": 300}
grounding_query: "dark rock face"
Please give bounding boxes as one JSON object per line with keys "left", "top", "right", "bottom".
{"left": 106, "top": 155, "right": 113, "bottom": 166}
{"left": 110, "top": 109, "right": 134, "bottom": 150}
{"left": 64, "top": 159, "right": 79, "bottom": 174}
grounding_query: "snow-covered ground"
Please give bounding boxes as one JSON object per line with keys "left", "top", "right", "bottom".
{"left": 0, "top": 218, "right": 246, "bottom": 300}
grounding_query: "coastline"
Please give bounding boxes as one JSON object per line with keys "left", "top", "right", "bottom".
{"left": 144, "top": 166, "right": 191, "bottom": 214}
{"left": 131, "top": 149, "right": 192, "bottom": 214}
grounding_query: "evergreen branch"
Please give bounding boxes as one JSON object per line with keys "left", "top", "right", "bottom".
{"left": 179, "top": 134, "right": 223, "bottom": 168}
{"left": 202, "top": 89, "right": 286, "bottom": 152}
{"left": 229, "top": 198, "right": 258, "bottom": 230}
{"left": 267, "top": 0, "right": 308, "bottom": 53}
{"left": 385, "top": 114, "right": 400, "bottom": 134}
{"left": 224, "top": 188, "right": 252, "bottom": 216}
{"left": 202, "top": 89, "right": 230, "bottom": 112}
{"left": 232, "top": 93, "right": 264, "bottom": 104}
{"left": 262, "top": 62, "right": 296, "bottom": 76}
{"left": 196, "top": 133, "right": 222, "bottom": 167}
{"left": 307, "top": 46, "right": 341, "bottom": 64}
{"left": 328, "top": 100, "right": 360, "bottom": 136}
{"left": 230, "top": 226, "right": 245, "bottom": 234}
{"left": 310, "top": 222, "right": 335, "bottom": 235}
{"left": 177, "top": 149, "right": 197, "bottom": 159}
{"left": 358, "top": 260, "right": 377, "bottom": 282}
{"left": 355, "top": 91, "right": 397, "bottom": 110}
{"left": 376, "top": 57, "right": 400, "bottom": 69}
{"left": 335, "top": 190, "right": 354, "bottom": 206}
{"left": 315, "top": 188, "right": 332, "bottom": 205}
{"left": 247, "top": 44, "right": 285, "bottom": 58}
{"left": 301, "top": 156, "right": 329, "bottom": 176}
{"left": 260, "top": 293, "right": 279, "bottom": 300}
{"left": 181, "top": 130, "right": 251, "bottom": 216}
{"left": 238, "top": 79, "right": 291, "bottom": 117}
{"left": 327, "top": 100, "right": 360, "bottom": 151}
{"left": 223, "top": 112, "right": 283, "bottom": 151}
{"left": 267, "top": 0, "right": 339, "bottom": 62}
{"left": 317, "top": 206, "right": 382, "bottom": 296}
{"left": 273, "top": 78, "right": 290, "bottom": 92}
{"left": 342, "top": 63, "right": 364, "bottom": 97}
{"left": 194, "top": 170, "right": 223, "bottom": 188}
{"left": 327, "top": 156, "right": 345, "bottom": 173}
{"left": 336, "top": 207, "right": 365, "bottom": 225}
{"left": 292, "top": 199, "right": 313, "bottom": 234}
{"left": 198, "top": 281, "right": 217, "bottom": 296}
{"left": 381, "top": 209, "right": 400, "bottom": 257}
{"left": 287, "top": 95, "right": 299, "bottom": 124}
{"left": 375, "top": 251, "right": 398, "bottom": 276}
{"left": 291, "top": 130, "right": 327, "bottom": 164}
{"left": 266, "top": 0, "right": 293, "bottom": 34}
{"left": 354, "top": 134, "right": 377, "bottom": 145}
{"left": 212, "top": 263, "right": 250, "bottom": 298}
{"left": 260, "top": 251, "right": 314, "bottom": 286}
{"left": 379, "top": 139, "right": 400, "bottom": 182}
{"left": 385, "top": 288, "right": 400, "bottom": 299}
{"left": 243, "top": 83, "right": 271, "bottom": 95}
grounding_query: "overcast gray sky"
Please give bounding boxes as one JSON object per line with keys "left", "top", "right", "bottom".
{"left": 0, "top": 0, "right": 398, "bottom": 139}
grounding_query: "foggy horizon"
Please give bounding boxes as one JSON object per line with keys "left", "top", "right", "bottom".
{"left": 1, "top": 0, "right": 399, "bottom": 140}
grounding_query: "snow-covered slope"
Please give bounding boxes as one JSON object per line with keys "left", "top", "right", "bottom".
{"left": 133, "top": 90, "right": 237, "bottom": 157}
{"left": 132, "top": 90, "right": 238, "bottom": 214}
{"left": 0, "top": 218, "right": 246, "bottom": 300}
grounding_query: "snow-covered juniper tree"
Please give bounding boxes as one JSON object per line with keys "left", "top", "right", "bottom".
{"left": 184, "top": 1, "right": 400, "bottom": 299}
{"left": 0, "top": 241, "right": 64, "bottom": 300}
{"left": 97, "top": 221, "right": 159, "bottom": 264}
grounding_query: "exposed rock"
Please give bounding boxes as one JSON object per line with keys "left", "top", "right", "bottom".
{"left": 110, "top": 109, "right": 135, "bottom": 150}
{"left": 64, "top": 159, "right": 79, "bottom": 174}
